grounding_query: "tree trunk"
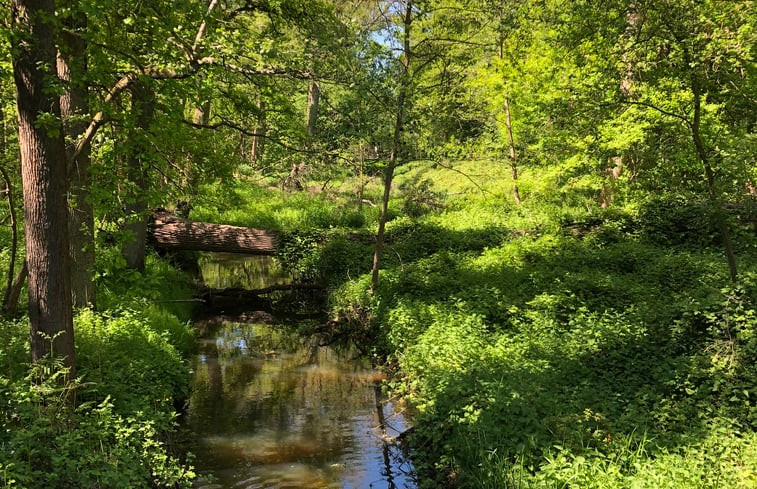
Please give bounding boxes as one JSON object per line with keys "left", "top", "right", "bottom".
{"left": 250, "top": 99, "right": 266, "bottom": 163}
{"left": 11, "top": 0, "right": 76, "bottom": 372}
{"left": 58, "top": 9, "right": 96, "bottom": 308}
{"left": 2, "top": 261, "right": 27, "bottom": 318}
{"left": 504, "top": 96, "right": 521, "bottom": 204}
{"left": 122, "top": 81, "right": 155, "bottom": 271}
{"left": 686, "top": 48, "right": 738, "bottom": 282}
{"left": 149, "top": 211, "right": 278, "bottom": 254}
{"left": 371, "top": 0, "right": 412, "bottom": 295}
{"left": 306, "top": 81, "right": 320, "bottom": 139}
{"left": 0, "top": 163, "right": 20, "bottom": 315}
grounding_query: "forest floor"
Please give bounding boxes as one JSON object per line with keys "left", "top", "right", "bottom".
{"left": 192, "top": 159, "right": 757, "bottom": 488}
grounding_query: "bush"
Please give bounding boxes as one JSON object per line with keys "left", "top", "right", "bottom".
{"left": 0, "top": 364, "right": 194, "bottom": 489}
{"left": 638, "top": 194, "right": 721, "bottom": 247}
{"left": 75, "top": 308, "right": 191, "bottom": 413}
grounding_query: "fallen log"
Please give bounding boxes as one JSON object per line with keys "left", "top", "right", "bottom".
{"left": 149, "top": 210, "right": 279, "bottom": 254}
{"left": 195, "top": 283, "right": 325, "bottom": 313}
{"left": 196, "top": 282, "right": 324, "bottom": 302}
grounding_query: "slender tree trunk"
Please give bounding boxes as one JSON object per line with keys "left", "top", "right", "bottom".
{"left": 185, "top": 89, "right": 210, "bottom": 193}
{"left": 0, "top": 164, "right": 20, "bottom": 315}
{"left": 691, "top": 95, "right": 738, "bottom": 281}
{"left": 11, "top": 0, "right": 76, "bottom": 372}
{"left": 358, "top": 141, "right": 365, "bottom": 211}
{"left": 250, "top": 99, "right": 265, "bottom": 163}
{"left": 58, "top": 10, "right": 96, "bottom": 308}
{"left": 497, "top": 10, "right": 521, "bottom": 205}
{"left": 371, "top": 0, "right": 412, "bottom": 295}
{"left": 306, "top": 81, "right": 320, "bottom": 139}
{"left": 3, "top": 261, "right": 27, "bottom": 318}
{"left": 686, "top": 49, "right": 737, "bottom": 282}
{"left": 504, "top": 96, "right": 521, "bottom": 204}
{"left": 122, "top": 81, "right": 155, "bottom": 271}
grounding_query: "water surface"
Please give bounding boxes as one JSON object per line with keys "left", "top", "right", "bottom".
{"left": 187, "top": 254, "right": 416, "bottom": 489}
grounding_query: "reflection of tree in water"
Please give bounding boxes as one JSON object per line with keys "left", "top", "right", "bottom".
{"left": 199, "top": 254, "right": 291, "bottom": 290}
{"left": 187, "top": 320, "right": 416, "bottom": 488}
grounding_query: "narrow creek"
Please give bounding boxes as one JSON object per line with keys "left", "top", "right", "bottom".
{"left": 185, "top": 254, "right": 417, "bottom": 489}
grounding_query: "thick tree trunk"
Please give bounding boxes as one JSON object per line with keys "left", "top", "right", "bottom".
{"left": 150, "top": 211, "right": 278, "bottom": 254}
{"left": 12, "top": 0, "right": 76, "bottom": 372}
{"left": 371, "top": 1, "right": 412, "bottom": 295}
{"left": 122, "top": 81, "right": 155, "bottom": 271}
{"left": 58, "top": 10, "right": 96, "bottom": 308}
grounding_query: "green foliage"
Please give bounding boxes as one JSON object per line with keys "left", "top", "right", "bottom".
{"left": 299, "top": 156, "right": 757, "bottom": 488}
{"left": 190, "top": 181, "right": 381, "bottom": 232}
{"left": 75, "top": 308, "right": 191, "bottom": 412}
{"left": 0, "top": 254, "right": 195, "bottom": 489}
{"left": 0, "top": 363, "right": 194, "bottom": 489}
{"left": 96, "top": 248, "right": 195, "bottom": 322}
{"left": 638, "top": 194, "right": 721, "bottom": 247}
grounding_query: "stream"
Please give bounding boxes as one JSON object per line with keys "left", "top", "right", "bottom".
{"left": 185, "top": 254, "right": 417, "bottom": 489}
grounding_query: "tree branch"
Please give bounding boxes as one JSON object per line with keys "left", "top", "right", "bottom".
{"left": 622, "top": 99, "right": 692, "bottom": 128}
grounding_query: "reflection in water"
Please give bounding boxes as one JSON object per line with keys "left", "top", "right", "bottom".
{"left": 199, "top": 254, "right": 292, "bottom": 290}
{"left": 186, "top": 322, "right": 416, "bottom": 489}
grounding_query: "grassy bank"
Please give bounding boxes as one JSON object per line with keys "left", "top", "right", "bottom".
{"left": 0, "top": 250, "right": 196, "bottom": 488}
{"left": 194, "top": 160, "right": 757, "bottom": 488}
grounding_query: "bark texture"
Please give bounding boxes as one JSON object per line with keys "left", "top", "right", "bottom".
{"left": 58, "top": 10, "right": 96, "bottom": 307}
{"left": 250, "top": 99, "right": 266, "bottom": 163}
{"left": 306, "top": 81, "right": 320, "bottom": 138}
{"left": 504, "top": 97, "right": 521, "bottom": 205}
{"left": 150, "top": 211, "right": 278, "bottom": 254}
{"left": 122, "top": 81, "right": 155, "bottom": 271}
{"left": 12, "top": 0, "right": 76, "bottom": 370}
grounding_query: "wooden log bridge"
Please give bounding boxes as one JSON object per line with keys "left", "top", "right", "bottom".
{"left": 149, "top": 210, "right": 278, "bottom": 254}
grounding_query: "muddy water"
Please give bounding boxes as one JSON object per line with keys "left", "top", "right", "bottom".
{"left": 186, "top": 255, "right": 416, "bottom": 489}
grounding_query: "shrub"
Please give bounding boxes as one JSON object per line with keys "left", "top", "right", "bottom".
{"left": 0, "top": 364, "right": 194, "bottom": 489}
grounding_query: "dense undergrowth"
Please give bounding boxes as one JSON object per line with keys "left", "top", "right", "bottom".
{"left": 194, "top": 160, "right": 757, "bottom": 488}
{"left": 0, "top": 250, "right": 196, "bottom": 488}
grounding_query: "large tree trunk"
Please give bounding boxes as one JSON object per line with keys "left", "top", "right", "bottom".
{"left": 150, "top": 211, "right": 278, "bottom": 254}
{"left": 122, "top": 81, "right": 155, "bottom": 271}
{"left": 12, "top": 0, "right": 76, "bottom": 372}
{"left": 58, "top": 9, "right": 96, "bottom": 308}
{"left": 371, "top": 0, "right": 412, "bottom": 295}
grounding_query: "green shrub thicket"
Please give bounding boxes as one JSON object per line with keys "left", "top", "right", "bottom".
{"left": 0, "top": 250, "right": 196, "bottom": 489}
{"left": 304, "top": 160, "right": 757, "bottom": 488}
